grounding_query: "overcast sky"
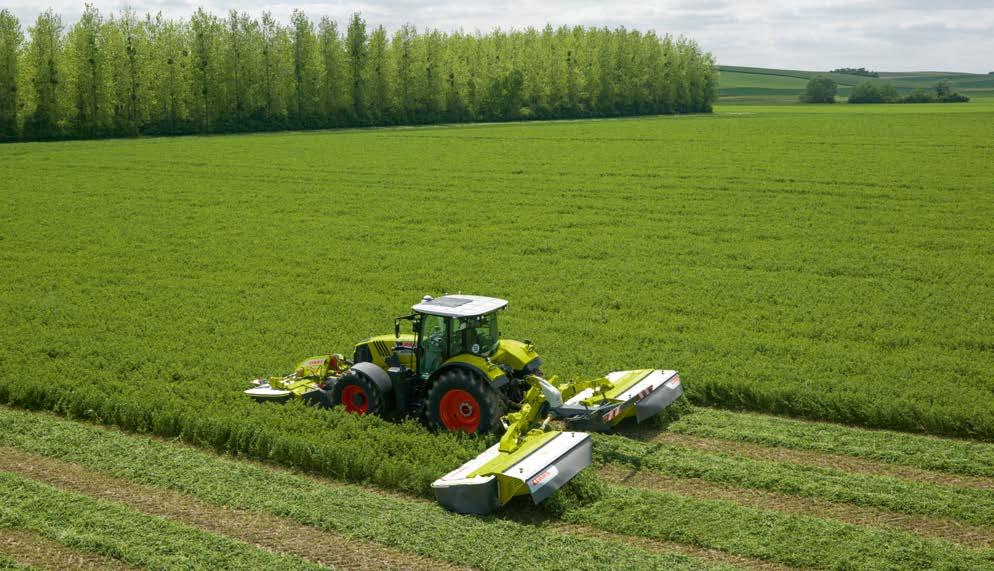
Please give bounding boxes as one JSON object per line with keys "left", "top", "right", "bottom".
{"left": 5, "top": 1, "right": 993, "bottom": 73}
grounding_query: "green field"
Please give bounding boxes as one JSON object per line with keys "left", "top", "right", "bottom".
{"left": 3, "top": 100, "right": 992, "bottom": 439}
{"left": 718, "top": 65, "right": 994, "bottom": 102}
{"left": 2, "top": 101, "right": 994, "bottom": 569}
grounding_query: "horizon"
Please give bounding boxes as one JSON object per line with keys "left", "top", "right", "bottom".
{"left": 3, "top": 2, "right": 993, "bottom": 75}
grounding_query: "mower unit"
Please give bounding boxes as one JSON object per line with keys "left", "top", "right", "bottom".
{"left": 246, "top": 294, "right": 683, "bottom": 514}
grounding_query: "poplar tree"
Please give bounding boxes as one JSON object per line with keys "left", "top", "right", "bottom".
{"left": 318, "top": 17, "right": 346, "bottom": 124}
{"left": 223, "top": 10, "right": 260, "bottom": 124}
{"left": 190, "top": 9, "right": 221, "bottom": 131}
{"left": 391, "top": 24, "right": 415, "bottom": 123}
{"left": 345, "top": 13, "right": 368, "bottom": 121}
{"left": 103, "top": 9, "right": 149, "bottom": 135}
{"left": 290, "top": 10, "right": 320, "bottom": 126}
{"left": 148, "top": 15, "right": 190, "bottom": 133}
{"left": 0, "top": 9, "right": 23, "bottom": 138}
{"left": 24, "top": 10, "right": 64, "bottom": 138}
{"left": 66, "top": 4, "right": 104, "bottom": 135}
{"left": 366, "top": 25, "right": 391, "bottom": 124}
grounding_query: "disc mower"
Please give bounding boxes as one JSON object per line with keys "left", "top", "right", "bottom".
{"left": 246, "top": 294, "right": 683, "bottom": 514}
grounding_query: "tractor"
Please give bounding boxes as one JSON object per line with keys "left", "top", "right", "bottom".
{"left": 246, "top": 294, "right": 683, "bottom": 514}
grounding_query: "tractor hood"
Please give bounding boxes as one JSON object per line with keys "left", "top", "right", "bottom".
{"left": 492, "top": 339, "right": 542, "bottom": 374}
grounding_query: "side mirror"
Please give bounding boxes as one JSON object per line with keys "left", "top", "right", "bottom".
{"left": 395, "top": 320, "right": 401, "bottom": 339}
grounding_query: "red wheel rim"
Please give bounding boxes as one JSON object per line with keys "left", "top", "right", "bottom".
{"left": 439, "top": 389, "right": 481, "bottom": 433}
{"left": 341, "top": 384, "right": 369, "bottom": 414}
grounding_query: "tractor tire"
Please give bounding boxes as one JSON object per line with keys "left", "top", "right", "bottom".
{"left": 428, "top": 368, "right": 505, "bottom": 435}
{"left": 331, "top": 372, "right": 386, "bottom": 416}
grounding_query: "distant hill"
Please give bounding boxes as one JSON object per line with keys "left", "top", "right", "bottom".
{"left": 718, "top": 65, "right": 994, "bottom": 103}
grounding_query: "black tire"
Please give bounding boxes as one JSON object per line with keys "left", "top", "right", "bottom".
{"left": 331, "top": 372, "right": 386, "bottom": 416}
{"left": 427, "top": 368, "right": 506, "bottom": 435}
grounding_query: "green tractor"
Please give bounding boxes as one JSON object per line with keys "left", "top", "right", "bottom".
{"left": 247, "top": 294, "right": 683, "bottom": 514}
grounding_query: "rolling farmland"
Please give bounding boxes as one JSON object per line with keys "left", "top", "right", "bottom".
{"left": 718, "top": 65, "right": 994, "bottom": 102}
{"left": 2, "top": 100, "right": 994, "bottom": 569}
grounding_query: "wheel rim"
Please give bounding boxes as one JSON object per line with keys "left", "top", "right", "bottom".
{"left": 439, "top": 389, "right": 481, "bottom": 433}
{"left": 341, "top": 384, "right": 369, "bottom": 414}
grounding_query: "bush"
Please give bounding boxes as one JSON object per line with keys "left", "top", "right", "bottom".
{"left": 902, "top": 88, "right": 936, "bottom": 103}
{"left": 848, "top": 81, "right": 900, "bottom": 103}
{"left": 938, "top": 92, "right": 970, "bottom": 103}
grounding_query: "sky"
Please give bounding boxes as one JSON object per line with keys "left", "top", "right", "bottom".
{"left": 5, "top": 1, "right": 993, "bottom": 73}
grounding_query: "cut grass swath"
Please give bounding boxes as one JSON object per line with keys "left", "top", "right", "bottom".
{"left": 594, "top": 432, "right": 994, "bottom": 526}
{"left": 0, "top": 448, "right": 457, "bottom": 571}
{"left": 0, "top": 529, "right": 134, "bottom": 571}
{"left": 567, "top": 486, "right": 994, "bottom": 571}
{"left": 670, "top": 408, "right": 994, "bottom": 478}
{"left": 3, "top": 407, "right": 992, "bottom": 571}
{"left": 0, "top": 472, "right": 324, "bottom": 571}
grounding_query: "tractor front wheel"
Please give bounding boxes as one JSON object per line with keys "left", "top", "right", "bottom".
{"left": 332, "top": 372, "right": 385, "bottom": 416}
{"left": 428, "top": 368, "right": 505, "bottom": 435}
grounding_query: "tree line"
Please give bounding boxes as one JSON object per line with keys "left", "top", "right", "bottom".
{"left": 830, "top": 67, "right": 878, "bottom": 78}
{"left": 799, "top": 75, "right": 970, "bottom": 104}
{"left": 0, "top": 7, "right": 718, "bottom": 141}
{"left": 848, "top": 79, "right": 969, "bottom": 103}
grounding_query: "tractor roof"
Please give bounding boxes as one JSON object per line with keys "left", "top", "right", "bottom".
{"left": 412, "top": 295, "right": 508, "bottom": 318}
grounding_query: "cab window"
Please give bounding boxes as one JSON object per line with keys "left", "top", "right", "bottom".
{"left": 420, "top": 314, "right": 448, "bottom": 377}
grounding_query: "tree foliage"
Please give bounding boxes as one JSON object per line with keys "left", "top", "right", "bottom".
{"left": 799, "top": 75, "right": 837, "bottom": 103}
{"left": 830, "top": 67, "right": 878, "bottom": 77}
{"left": 0, "top": 9, "right": 718, "bottom": 141}
{"left": 848, "top": 80, "right": 970, "bottom": 104}
{"left": 0, "top": 9, "right": 24, "bottom": 139}
{"left": 847, "top": 81, "right": 899, "bottom": 103}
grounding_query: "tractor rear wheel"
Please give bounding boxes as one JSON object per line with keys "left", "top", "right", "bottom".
{"left": 428, "top": 368, "right": 505, "bottom": 435}
{"left": 332, "top": 372, "right": 385, "bottom": 416}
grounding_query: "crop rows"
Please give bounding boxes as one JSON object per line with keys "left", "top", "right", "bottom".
{"left": 668, "top": 407, "right": 994, "bottom": 477}
{"left": 594, "top": 432, "right": 994, "bottom": 526}
{"left": 0, "top": 472, "right": 323, "bottom": 570}
{"left": 4, "top": 406, "right": 994, "bottom": 570}
{"left": 0, "top": 407, "right": 726, "bottom": 571}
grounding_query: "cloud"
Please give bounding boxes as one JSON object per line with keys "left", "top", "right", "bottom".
{"left": 5, "top": 0, "right": 993, "bottom": 72}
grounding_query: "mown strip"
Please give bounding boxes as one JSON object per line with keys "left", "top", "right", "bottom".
{"left": 642, "top": 431, "right": 994, "bottom": 490}
{"left": 548, "top": 522, "right": 803, "bottom": 571}
{"left": 0, "top": 529, "right": 133, "bottom": 571}
{"left": 565, "top": 486, "right": 994, "bottom": 571}
{"left": 0, "top": 448, "right": 463, "bottom": 571}
{"left": 599, "top": 465, "right": 994, "bottom": 549}
{"left": 594, "top": 432, "right": 994, "bottom": 527}
{"left": 0, "top": 407, "right": 727, "bottom": 571}
{"left": 670, "top": 408, "right": 994, "bottom": 478}
{"left": 5, "top": 407, "right": 993, "bottom": 571}
{"left": 0, "top": 473, "right": 324, "bottom": 571}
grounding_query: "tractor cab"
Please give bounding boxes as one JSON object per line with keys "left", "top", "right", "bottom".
{"left": 397, "top": 295, "right": 508, "bottom": 379}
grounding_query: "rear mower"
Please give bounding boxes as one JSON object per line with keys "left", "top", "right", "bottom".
{"left": 246, "top": 294, "right": 683, "bottom": 514}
